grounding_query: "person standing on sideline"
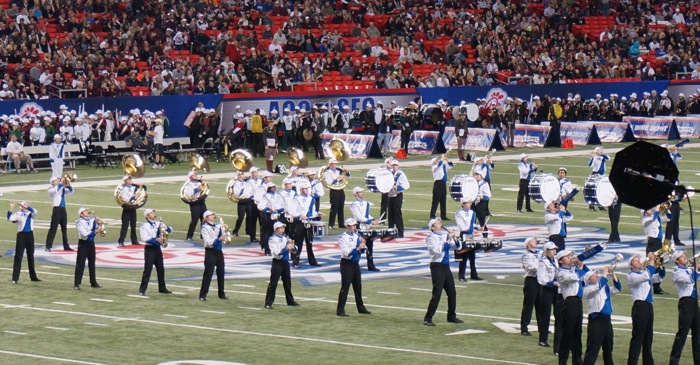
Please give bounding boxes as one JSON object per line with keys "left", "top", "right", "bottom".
{"left": 520, "top": 237, "right": 541, "bottom": 336}
{"left": 545, "top": 201, "right": 573, "bottom": 252}
{"left": 349, "top": 186, "right": 381, "bottom": 271}
{"left": 336, "top": 218, "right": 372, "bottom": 317}
{"left": 74, "top": 207, "right": 102, "bottom": 290}
{"left": 324, "top": 159, "right": 349, "bottom": 229}
{"left": 588, "top": 147, "right": 610, "bottom": 211}
{"left": 388, "top": 160, "right": 410, "bottom": 238}
{"left": 430, "top": 154, "right": 453, "bottom": 220}
{"left": 45, "top": 176, "right": 74, "bottom": 252}
{"left": 7, "top": 201, "right": 41, "bottom": 284}
{"left": 517, "top": 153, "right": 537, "bottom": 213}
{"left": 627, "top": 252, "right": 659, "bottom": 365}
{"left": 668, "top": 250, "right": 700, "bottom": 365}
{"left": 454, "top": 199, "right": 481, "bottom": 281}
{"left": 49, "top": 134, "right": 65, "bottom": 178}
{"left": 184, "top": 170, "right": 208, "bottom": 241}
{"left": 537, "top": 242, "right": 559, "bottom": 350}
{"left": 199, "top": 210, "right": 228, "bottom": 301}
{"left": 265, "top": 222, "right": 300, "bottom": 309}
{"left": 423, "top": 218, "right": 463, "bottom": 326}
{"left": 556, "top": 250, "right": 589, "bottom": 365}
{"left": 642, "top": 205, "right": 671, "bottom": 294}
{"left": 117, "top": 175, "right": 143, "bottom": 246}
{"left": 138, "top": 208, "right": 172, "bottom": 296}
{"left": 582, "top": 267, "right": 621, "bottom": 365}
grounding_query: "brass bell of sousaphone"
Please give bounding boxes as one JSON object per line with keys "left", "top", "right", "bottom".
{"left": 288, "top": 147, "right": 308, "bottom": 168}
{"left": 328, "top": 138, "right": 350, "bottom": 162}
{"left": 122, "top": 154, "right": 146, "bottom": 178}
{"left": 180, "top": 153, "right": 210, "bottom": 204}
{"left": 114, "top": 153, "right": 148, "bottom": 208}
{"left": 230, "top": 149, "right": 254, "bottom": 172}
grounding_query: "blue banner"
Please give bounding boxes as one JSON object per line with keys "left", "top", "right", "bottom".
{"left": 387, "top": 130, "right": 439, "bottom": 155}
{"left": 442, "top": 127, "right": 503, "bottom": 152}
{"left": 623, "top": 116, "right": 680, "bottom": 140}
{"left": 671, "top": 117, "right": 700, "bottom": 139}
{"left": 560, "top": 122, "right": 600, "bottom": 146}
{"left": 320, "top": 133, "right": 374, "bottom": 159}
{"left": 512, "top": 125, "right": 551, "bottom": 148}
{"left": 588, "top": 122, "right": 632, "bottom": 143}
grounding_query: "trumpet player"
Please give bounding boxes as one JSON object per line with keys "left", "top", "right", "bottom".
{"left": 423, "top": 218, "right": 463, "bottom": 326}
{"left": 184, "top": 170, "right": 208, "bottom": 241}
{"left": 49, "top": 134, "right": 65, "bottom": 177}
{"left": 324, "top": 159, "right": 348, "bottom": 229}
{"left": 199, "top": 211, "right": 228, "bottom": 301}
{"left": 582, "top": 267, "right": 621, "bottom": 365}
{"left": 545, "top": 201, "right": 573, "bottom": 252}
{"left": 336, "top": 218, "right": 372, "bottom": 317}
{"left": 138, "top": 208, "right": 172, "bottom": 296}
{"left": 642, "top": 205, "right": 672, "bottom": 294}
{"left": 265, "top": 222, "right": 300, "bottom": 309}
{"left": 520, "top": 237, "right": 540, "bottom": 337}
{"left": 669, "top": 250, "right": 700, "bottom": 365}
{"left": 454, "top": 198, "right": 481, "bottom": 282}
{"left": 45, "top": 176, "right": 75, "bottom": 252}
{"left": 537, "top": 242, "right": 559, "bottom": 350}
{"left": 74, "top": 208, "right": 102, "bottom": 290}
{"left": 516, "top": 153, "right": 536, "bottom": 213}
{"left": 429, "top": 154, "right": 453, "bottom": 221}
{"left": 7, "top": 200, "right": 41, "bottom": 284}
{"left": 627, "top": 252, "right": 660, "bottom": 365}
{"left": 556, "top": 250, "right": 589, "bottom": 365}
{"left": 349, "top": 186, "right": 380, "bottom": 271}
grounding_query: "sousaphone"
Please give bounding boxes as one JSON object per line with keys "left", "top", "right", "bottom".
{"left": 225, "top": 149, "right": 254, "bottom": 203}
{"left": 114, "top": 154, "right": 148, "bottom": 208}
{"left": 180, "top": 153, "right": 210, "bottom": 204}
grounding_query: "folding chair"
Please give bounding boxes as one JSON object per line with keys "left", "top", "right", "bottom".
{"left": 92, "top": 146, "right": 111, "bottom": 169}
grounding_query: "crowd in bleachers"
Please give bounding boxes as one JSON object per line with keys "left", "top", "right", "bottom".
{"left": 1, "top": 0, "right": 700, "bottom": 100}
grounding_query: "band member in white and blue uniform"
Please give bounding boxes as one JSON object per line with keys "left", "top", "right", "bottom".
{"left": 430, "top": 154, "right": 453, "bottom": 220}
{"left": 520, "top": 237, "right": 541, "bottom": 336}
{"left": 582, "top": 267, "right": 621, "bottom": 365}
{"left": 389, "top": 160, "right": 410, "bottom": 238}
{"left": 627, "top": 253, "right": 659, "bottom": 365}
{"left": 473, "top": 171, "right": 491, "bottom": 239}
{"left": 230, "top": 171, "right": 251, "bottom": 237}
{"left": 588, "top": 147, "right": 610, "bottom": 211}
{"left": 246, "top": 167, "right": 263, "bottom": 242}
{"left": 556, "top": 250, "right": 589, "bottom": 365}
{"left": 545, "top": 200, "right": 573, "bottom": 252}
{"left": 455, "top": 199, "right": 481, "bottom": 281}
{"left": 665, "top": 186, "right": 685, "bottom": 247}
{"left": 537, "top": 242, "right": 559, "bottom": 349}
{"left": 265, "top": 222, "right": 300, "bottom": 309}
{"left": 118, "top": 175, "right": 143, "bottom": 246}
{"left": 7, "top": 200, "right": 41, "bottom": 284}
{"left": 336, "top": 218, "right": 372, "bottom": 317}
{"left": 45, "top": 176, "right": 75, "bottom": 252}
{"left": 423, "top": 218, "right": 463, "bottom": 326}
{"left": 517, "top": 153, "right": 537, "bottom": 213}
{"left": 74, "top": 207, "right": 102, "bottom": 290}
{"left": 669, "top": 250, "right": 700, "bottom": 365}
{"left": 257, "top": 182, "right": 284, "bottom": 256}
{"left": 49, "top": 134, "right": 65, "bottom": 178}
{"left": 138, "top": 208, "right": 172, "bottom": 296}
{"left": 184, "top": 170, "right": 208, "bottom": 241}
{"left": 307, "top": 170, "right": 325, "bottom": 214}
{"left": 199, "top": 210, "right": 228, "bottom": 301}
{"left": 324, "top": 159, "right": 349, "bottom": 229}
{"left": 289, "top": 180, "right": 322, "bottom": 267}
{"left": 349, "top": 186, "right": 380, "bottom": 271}
{"left": 642, "top": 205, "right": 671, "bottom": 294}
{"left": 279, "top": 178, "right": 297, "bottom": 238}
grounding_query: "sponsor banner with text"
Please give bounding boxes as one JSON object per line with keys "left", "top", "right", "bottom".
{"left": 588, "top": 121, "right": 630, "bottom": 143}
{"left": 560, "top": 122, "right": 600, "bottom": 145}
{"left": 320, "top": 133, "right": 374, "bottom": 159}
{"left": 442, "top": 127, "right": 504, "bottom": 151}
{"left": 387, "top": 130, "right": 439, "bottom": 155}
{"left": 623, "top": 116, "right": 679, "bottom": 140}
{"left": 670, "top": 116, "right": 700, "bottom": 139}
{"left": 511, "top": 125, "right": 551, "bottom": 148}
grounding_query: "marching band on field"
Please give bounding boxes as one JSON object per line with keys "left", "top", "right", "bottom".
{"left": 4, "top": 142, "right": 700, "bottom": 364}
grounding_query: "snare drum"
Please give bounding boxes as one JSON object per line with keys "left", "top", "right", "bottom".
{"left": 483, "top": 239, "right": 503, "bottom": 252}
{"left": 449, "top": 174, "right": 479, "bottom": 202}
{"left": 365, "top": 168, "right": 394, "bottom": 193}
{"left": 308, "top": 221, "right": 327, "bottom": 237}
{"left": 583, "top": 175, "right": 616, "bottom": 207}
{"left": 528, "top": 174, "right": 560, "bottom": 203}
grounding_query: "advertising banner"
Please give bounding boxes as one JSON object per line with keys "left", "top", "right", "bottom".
{"left": 588, "top": 122, "right": 635, "bottom": 143}
{"left": 560, "top": 122, "right": 601, "bottom": 146}
{"left": 623, "top": 116, "right": 680, "bottom": 140}
{"left": 511, "top": 125, "right": 551, "bottom": 148}
{"left": 670, "top": 116, "right": 700, "bottom": 139}
{"left": 320, "top": 133, "right": 374, "bottom": 159}
{"left": 442, "top": 127, "right": 505, "bottom": 151}
{"left": 387, "top": 130, "right": 439, "bottom": 155}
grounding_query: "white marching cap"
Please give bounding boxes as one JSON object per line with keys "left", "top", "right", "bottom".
{"left": 250, "top": 166, "right": 259, "bottom": 172}
{"left": 345, "top": 218, "right": 358, "bottom": 226}
{"left": 679, "top": 93, "right": 685, "bottom": 97}
{"left": 543, "top": 241, "right": 557, "bottom": 250}
{"left": 273, "top": 221, "right": 286, "bottom": 229}
{"left": 283, "top": 107, "right": 290, "bottom": 112}
{"left": 671, "top": 250, "right": 684, "bottom": 263}
{"left": 352, "top": 186, "right": 364, "bottom": 194}
{"left": 188, "top": 171, "right": 197, "bottom": 178}
{"left": 544, "top": 200, "right": 555, "bottom": 209}
{"left": 366, "top": 101, "right": 372, "bottom": 108}
{"left": 50, "top": 176, "right": 59, "bottom": 182}
{"left": 630, "top": 93, "right": 637, "bottom": 98}
{"left": 328, "top": 159, "right": 339, "bottom": 164}
{"left": 78, "top": 207, "right": 90, "bottom": 216}
{"left": 202, "top": 210, "right": 216, "bottom": 219}
{"left": 461, "top": 197, "right": 473, "bottom": 204}
{"left": 556, "top": 250, "right": 573, "bottom": 261}
{"left": 261, "top": 171, "right": 272, "bottom": 178}
{"left": 583, "top": 270, "right": 599, "bottom": 282}
{"left": 122, "top": 175, "right": 132, "bottom": 182}
{"left": 628, "top": 253, "right": 641, "bottom": 268}
{"left": 520, "top": 153, "right": 528, "bottom": 159}
{"left": 343, "top": 105, "right": 350, "bottom": 109}
{"left": 428, "top": 217, "right": 441, "bottom": 228}
{"left": 143, "top": 208, "right": 156, "bottom": 217}
{"left": 390, "top": 159, "right": 400, "bottom": 166}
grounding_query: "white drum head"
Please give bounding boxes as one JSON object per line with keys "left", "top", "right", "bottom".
{"left": 595, "top": 176, "right": 616, "bottom": 207}
{"left": 458, "top": 175, "right": 479, "bottom": 202}
{"left": 467, "top": 104, "right": 479, "bottom": 122}
{"left": 539, "top": 175, "right": 560, "bottom": 203}
{"left": 374, "top": 169, "right": 394, "bottom": 193}
{"left": 374, "top": 108, "right": 383, "bottom": 124}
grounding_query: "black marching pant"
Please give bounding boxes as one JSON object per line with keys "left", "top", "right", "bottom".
{"left": 292, "top": 222, "right": 317, "bottom": 266}
{"left": 337, "top": 259, "right": 365, "bottom": 314}
{"left": 329, "top": 189, "right": 345, "bottom": 228}
{"left": 521, "top": 276, "right": 541, "bottom": 333}
{"left": 313, "top": 132, "right": 324, "bottom": 158}
{"left": 199, "top": 248, "right": 226, "bottom": 299}
{"left": 430, "top": 180, "right": 447, "bottom": 219}
{"left": 380, "top": 192, "right": 388, "bottom": 218}
{"left": 583, "top": 314, "right": 614, "bottom": 365}
{"left": 549, "top": 234, "right": 566, "bottom": 252}
{"left": 388, "top": 193, "right": 404, "bottom": 237}
{"left": 665, "top": 201, "right": 682, "bottom": 244}
{"left": 559, "top": 296, "right": 583, "bottom": 365}
{"left": 669, "top": 296, "right": 700, "bottom": 365}
{"left": 187, "top": 201, "right": 207, "bottom": 239}
{"left": 517, "top": 178, "right": 531, "bottom": 211}
{"left": 265, "top": 259, "right": 295, "bottom": 306}
{"left": 608, "top": 199, "right": 622, "bottom": 242}
{"left": 400, "top": 131, "right": 411, "bottom": 151}
{"left": 365, "top": 238, "right": 377, "bottom": 269}
{"left": 46, "top": 206, "right": 70, "bottom": 249}
{"left": 627, "top": 300, "right": 654, "bottom": 365}
{"left": 247, "top": 202, "right": 259, "bottom": 240}
{"left": 538, "top": 286, "right": 559, "bottom": 344}
{"left": 457, "top": 250, "right": 478, "bottom": 280}
{"left": 74, "top": 239, "right": 97, "bottom": 286}
{"left": 232, "top": 199, "right": 250, "bottom": 235}
{"left": 118, "top": 208, "right": 138, "bottom": 244}
{"left": 259, "top": 213, "right": 273, "bottom": 254}
{"left": 473, "top": 200, "right": 489, "bottom": 237}
{"left": 139, "top": 245, "right": 167, "bottom": 294}
{"left": 12, "top": 232, "right": 39, "bottom": 282}
{"left": 424, "top": 262, "right": 457, "bottom": 321}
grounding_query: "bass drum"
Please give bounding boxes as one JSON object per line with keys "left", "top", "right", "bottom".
{"left": 583, "top": 175, "right": 616, "bottom": 207}
{"left": 449, "top": 174, "right": 479, "bottom": 202}
{"left": 365, "top": 168, "right": 394, "bottom": 193}
{"left": 420, "top": 104, "right": 443, "bottom": 127}
{"left": 528, "top": 174, "right": 560, "bottom": 203}
{"left": 466, "top": 104, "right": 479, "bottom": 122}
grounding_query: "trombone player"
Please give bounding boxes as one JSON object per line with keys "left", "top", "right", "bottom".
{"left": 669, "top": 250, "right": 700, "bottom": 365}
{"left": 199, "top": 210, "right": 228, "bottom": 301}
{"left": 45, "top": 175, "right": 75, "bottom": 252}
{"left": 324, "top": 159, "right": 349, "bottom": 229}
{"left": 184, "top": 170, "right": 208, "bottom": 241}
{"left": 74, "top": 207, "right": 102, "bottom": 290}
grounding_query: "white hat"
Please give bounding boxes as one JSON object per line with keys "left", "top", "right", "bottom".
{"left": 679, "top": 93, "right": 685, "bottom": 97}
{"left": 366, "top": 102, "right": 372, "bottom": 108}
{"left": 594, "top": 146, "right": 602, "bottom": 152}
{"left": 533, "top": 96, "right": 540, "bottom": 100}
{"left": 54, "top": 134, "right": 62, "bottom": 140}
{"left": 428, "top": 217, "right": 441, "bottom": 228}
{"left": 523, "top": 236, "right": 536, "bottom": 246}
{"left": 202, "top": 210, "right": 216, "bottom": 219}
{"left": 282, "top": 178, "right": 292, "bottom": 185}
{"left": 188, "top": 171, "right": 197, "bottom": 178}
{"left": 78, "top": 207, "right": 90, "bottom": 216}
{"left": 595, "top": 93, "right": 601, "bottom": 98}
{"left": 266, "top": 182, "right": 276, "bottom": 188}
{"left": 543, "top": 241, "right": 557, "bottom": 250}
{"left": 143, "top": 208, "right": 156, "bottom": 217}
{"left": 661, "top": 91, "right": 668, "bottom": 96}
{"left": 630, "top": 93, "right": 637, "bottom": 98}
{"left": 660, "top": 143, "right": 668, "bottom": 148}
{"left": 391, "top": 100, "right": 397, "bottom": 104}
{"left": 299, "top": 108, "right": 306, "bottom": 113}
{"left": 520, "top": 153, "right": 528, "bottom": 159}
{"left": 328, "top": 159, "right": 338, "bottom": 164}
{"left": 344, "top": 218, "right": 358, "bottom": 226}
{"left": 621, "top": 96, "right": 627, "bottom": 101}
{"left": 461, "top": 197, "right": 473, "bottom": 204}
{"left": 332, "top": 105, "right": 339, "bottom": 109}
{"left": 409, "top": 101, "right": 418, "bottom": 107}
{"left": 271, "top": 109, "right": 278, "bottom": 114}
{"left": 261, "top": 171, "right": 272, "bottom": 178}
{"left": 352, "top": 186, "right": 364, "bottom": 194}
{"left": 122, "top": 175, "right": 132, "bottom": 182}
{"left": 283, "top": 107, "right": 290, "bottom": 112}
{"left": 391, "top": 159, "right": 399, "bottom": 166}
{"left": 306, "top": 170, "right": 317, "bottom": 176}
{"left": 289, "top": 166, "right": 299, "bottom": 172}
{"left": 671, "top": 250, "right": 684, "bottom": 263}
{"left": 298, "top": 180, "right": 311, "bottom": 189}
{"left": 544, "top": 200, "right": 555, "bottom": 209}
{"left": 628, "top": 254, "right": 641, "bottom": 268}
{"left": 320, "top": 105, "right": 327, "bottom": 110}
{"left": 343, "top": 105, "right": 350, "bottom": 110}
{"left": 236, "top": 105, "right": 241, "bottom": 109}
{"left": 273, "top": 222, "right": 286, "bottom": 230}
{"left": 583, "top": 270, "right": 599, "bottom": 283}
{"left": 558, "top": 167, "right": 567, "bottom": 172}
{"left": 249, "top": 167, "right": 259, "bottom": 172}
{"left": 556, "top": 250, "right": 573, "bottom": 261}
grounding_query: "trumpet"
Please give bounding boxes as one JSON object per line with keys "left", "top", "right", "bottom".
{"left": 608, "top": 253, "right": 624, "bottom": 271}
{"left": 9, "top": 200, "right": 29, "bottom": 209}
{"left": 219, "top": 216, "right": 232, "bottom": 244}
{"left": 93, "top": 212, "right": 106, "bottom": 237}
{"left": 155, "top": 216, "right": 169, "bottom": 248}
{"left": 61, "top": 172, "right": 78, "bottom": 186}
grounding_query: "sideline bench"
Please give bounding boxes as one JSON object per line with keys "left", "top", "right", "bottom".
{"left": 1, "top": 143, "right": 84, "bottom": 171}
{"left": 90, "top": 137, "right": 194, "bottom": 167}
